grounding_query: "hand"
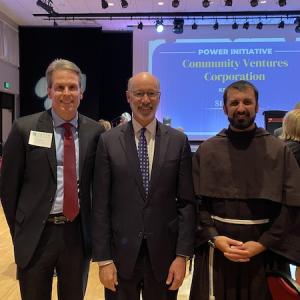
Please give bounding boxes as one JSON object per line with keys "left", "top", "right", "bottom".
{"left": 98, "top": 263, "right": 118, "bottom": 292}
{"left": 214, "top": 236, "right": 250, "bottom": 263}
{"left": 166, "top": 256, "right": 187, "bottom": 290}
{"left": 241, "top": 241, "right": 266, "bottom": 258}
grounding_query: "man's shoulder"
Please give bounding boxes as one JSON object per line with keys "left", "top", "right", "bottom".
{"left": 79, "top": 114, "right": 103, "bottom": 132}
{"left": 16, "top": 111, "right": 46, "bottom": 122}
{"left": 158, "top": 122, "right": 188, "bottom": 140}
{"left": 200, "top": 129, "right": 226, "bottom": 147}
{"left": 13, "top": 111, "right": 48, "bottom": 130}
{"left": 101, "top": 123, "right": 125, "bottom": 139}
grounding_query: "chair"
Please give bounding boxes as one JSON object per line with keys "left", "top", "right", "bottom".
{"left": 263, "top": 110, "right": 287, "bottom": 135}
{"left": 267, "top": 270, "right": 300, "bottom": 300}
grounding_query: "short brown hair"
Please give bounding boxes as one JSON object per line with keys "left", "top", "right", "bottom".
{"left": 46, "top": 59, "right": 82, "bottom": 88}
{"left": 223, "top": 80, "right": 259, "bottom": 105}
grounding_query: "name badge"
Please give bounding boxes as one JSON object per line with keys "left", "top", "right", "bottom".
{"left": 29, "top": 131, "right": 53, "bottom": 148}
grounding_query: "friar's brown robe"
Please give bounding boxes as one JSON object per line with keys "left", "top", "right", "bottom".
{"left": 190, "top": 126, "right": 300, "bottom": 300}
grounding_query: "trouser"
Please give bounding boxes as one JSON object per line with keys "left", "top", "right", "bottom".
{"left": 105, "top": 240, "right": 178, "bottom": 300}
{"left": 18, "top": 217, "right": 89, "bottom": 300}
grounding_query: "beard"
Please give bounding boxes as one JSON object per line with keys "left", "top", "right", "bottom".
{"left": 228, "top": 111, "right": 256, "bottom": 130}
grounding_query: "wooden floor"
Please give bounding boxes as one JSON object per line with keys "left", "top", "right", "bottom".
{"left": 0, "top": 205, "right": 192, "bottom": 299}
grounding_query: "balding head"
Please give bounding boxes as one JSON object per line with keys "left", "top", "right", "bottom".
{"left": 127, "top": 72, "right": 160, "bottom": 91}
{"left": 126, "top": 72, "right": 161, "bottom": 127}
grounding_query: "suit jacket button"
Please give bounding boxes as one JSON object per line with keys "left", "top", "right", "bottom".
{"left": 42, "top": 220, "right": 46, "bottom": 224}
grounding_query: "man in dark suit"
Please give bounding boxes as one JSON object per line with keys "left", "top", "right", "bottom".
{"left": 92, "top": 72, "right": 195, "bottom": 300}
{"left": 1, "top": 59, "right": 104, "bottom": 300}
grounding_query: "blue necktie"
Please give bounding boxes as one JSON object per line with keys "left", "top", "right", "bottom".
{"left": 138, "top": 128, "right": 149, "bottom": 196}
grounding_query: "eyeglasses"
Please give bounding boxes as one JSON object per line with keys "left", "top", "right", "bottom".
{"left": 130, "top": 90, "right": 160, "bottom": 100}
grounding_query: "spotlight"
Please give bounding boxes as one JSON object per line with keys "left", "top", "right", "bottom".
{"left": 156, "top": 19, "right": 164, "bottom": 33}
{"left": 225, "top": 0, "right": 232, "bottom": 6}
{"left": 101, "top": 0, "right": 108, "bottom": 9}
{"left": 250, "top": 0, "right": 258, "bottom": 7}
{"left": 36, "top": 0, "right": 58, "bottom": 16}
{"left": 232, "top": 21, "right": 238, "bottom": 30}
{"left": 192, "top": 22, "right": 198, "bottom": 30}
{"left": 243, "top": 21, "right": 249, "bottom": 30}
{"left": 137, "top": 21, "right": 143, "bottom": 30}
{"left": 202, "top": 0, "right": 210, "bottom": 8}
{"left": 295, "top": 18, "right": 300, "bottom": 33}
{"left": 256, "top": 22, "right": 263, "bottom": 30}
{"left": 278, "top": 20, "right": 285, "bottom": 29}
{"left": 121, "top": 0, "right": 128, "bottom": 8}
{"left": 213, "top": 21, "right": 219, "bottom": 30}
{"left": 172, "top": 0, "right": 180, "bottom": 8}
{"left": 173, "top": 18, "right": 184, "bottom": 34}
{"left": 279, "top": 0, "right": 286, "bottom": 6}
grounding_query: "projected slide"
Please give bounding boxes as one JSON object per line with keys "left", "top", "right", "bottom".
{"left": 150, "top": 37, "right": 300, "bottom": 140}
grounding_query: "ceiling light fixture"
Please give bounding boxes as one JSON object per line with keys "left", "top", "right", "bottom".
{"left": 256, "top": 21, "right": 263, "bottom": 29}
{"left": 192, "top": 21, "right": 198, "bottom": 30}
{"left": 156, "top": 19, "right": 164, "bottom": 32}
{"left": 202, "top": 0, "right": 210, "bottom": 8}
{"left": 121, "top": 0, "right": 128, "bottom": 8}
{"left": 250, "top": 0, "right": 258, "bottom": 7}
{"left": 278, "top": 20, "right": 285, "bottom": 28}
{"left": 173, "top": 18, "right": 184, "bottom": 34}
{"left": 294, "top": 17, "right": 300, "bottom": 33}
{"left": 213, "top": 20, "right": 219, "bottom": 30}
{"left": 232, "top": 21, "right": 238, "bottom": 29}
{"left": 172, "top": 0, "right": 180, "bottom": 8}
{"left": 36, "top": 0, "right": 58, "bottom": 16}
{"left": 225, "top": 0, "right": 232, "bottom": 6}
{"left": 243, "top": 21, "right": 249, "bottom": 29}
{"left": 101, "top": 0, "right": 109, "bottom": 9}
{"left": 279, "top": 0, "right": 286, "bottom": 7}
{"left": 137, "top": 21, "right": 143, "bottom": 30}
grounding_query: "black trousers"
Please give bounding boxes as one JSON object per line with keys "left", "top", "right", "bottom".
{"left": 18, "top": 218, "right": 90, "bottom": 300}
{"left": 105, "top": 241, "right": 178, "bottom": 300}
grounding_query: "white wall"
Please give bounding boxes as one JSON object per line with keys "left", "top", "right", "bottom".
{"left": 0, "top": 10, "right": 19, "bottom": 96}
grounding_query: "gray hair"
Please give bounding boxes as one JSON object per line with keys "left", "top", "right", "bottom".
{"left": 280, "top": 109, "right": 300, "bottom": 142}
{"left": 46, "top": 59, "right": 83, "bottom": 88}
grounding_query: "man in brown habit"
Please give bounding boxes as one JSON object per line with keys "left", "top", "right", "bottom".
{"left": 190, "top": 80, "right": 300, "bottom": 300}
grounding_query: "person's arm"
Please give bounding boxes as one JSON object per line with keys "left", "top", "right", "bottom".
{"left": 192, "top": 147, "right": 218, "bottom": 246}
{"left": 257, "top": 146, "right": 300, "bottom": 258}
{"left": 174, "top": 136, "right": 195, "bottom": 257}
{"left": 167, "top": 135, "right": 195, "bottom": 290}
{"left": 92, "top": 135, "right": 117, "bottom": 291}
{"left": 1, "top": 121, "right": 25, "bottom": 237}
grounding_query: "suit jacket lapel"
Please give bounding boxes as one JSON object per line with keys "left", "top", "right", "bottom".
{"left": 78, "top": 114, "right": 89, "bottom": 181}
{"left": 36, "top": 110, "right": 56, "bottom": 180}
{"left": 120, "top": 122, "right": 147, "bottom": 200}
{"left": 147, "top": 122, "right": 169, "bottom": 201}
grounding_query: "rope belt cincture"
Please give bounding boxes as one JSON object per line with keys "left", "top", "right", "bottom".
{"left": 208, "top": 216, "right": 270, "bottom": 300}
